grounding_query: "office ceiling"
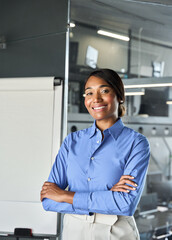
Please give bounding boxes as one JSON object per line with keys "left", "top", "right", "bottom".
{"left": 71, "top": 0, "right": 172, "bottom": 45}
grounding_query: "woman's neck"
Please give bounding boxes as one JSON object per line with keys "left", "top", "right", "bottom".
{"left": 96, "top": 117, "right": 119, "bottom": 132}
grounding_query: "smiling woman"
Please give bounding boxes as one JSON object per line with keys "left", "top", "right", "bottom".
{"left": 41, "top": 69, "right": 150, "bottom": 240}
{"left": 83, "top": 69, "right": 126, "bottom": 131}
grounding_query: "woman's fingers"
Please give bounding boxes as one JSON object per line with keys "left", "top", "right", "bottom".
{"left": 40, "top": 183, "right": 50, "bottom": 201}
{"left": 117, "top": 184, "right": 136, "bottom": 190}
{"left": 40, "top": 181, "right": 65, "bottom": 202}
{"left": 110, "top": 175, "right": 138, "bottom": 193}
{"left": 119, "top": 175, "right": 137, "bottom": 187}
{"left": 120, "top": 175, "right": 134, "bottom": 180}
{"left": 42, "top": 181, "right": 53, "bottom": 187}
{"left": 111, "top": 187, "right": 131, "bottom": 193}
{"left": 120, "top": 179, "right": 137, "bottom": 187}
{"left": 41, "top": 182, "right": 58, "bottom": 191}
{"left": 40, "top": 189, "right": 46, "bottom": 201}
{"left": 111, "top": 184, "right": 136, "bottom": 192}
{"left": 40, "top": 182, "right": 53, "bottom": 201}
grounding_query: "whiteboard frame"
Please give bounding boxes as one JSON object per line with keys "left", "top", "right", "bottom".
{"left": 0, "top": 78, "right": 63, "bottom": 237}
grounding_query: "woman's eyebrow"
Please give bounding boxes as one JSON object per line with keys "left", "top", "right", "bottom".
{"left": 85, "top": 84, "right": 111, "bottom": 91}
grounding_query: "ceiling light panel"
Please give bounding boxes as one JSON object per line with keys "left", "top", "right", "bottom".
{"left": 123, "top": 77, "right": 172, "bottom": 88}
{"left": 97, "top": 30, "right": 130, "bottom": 41}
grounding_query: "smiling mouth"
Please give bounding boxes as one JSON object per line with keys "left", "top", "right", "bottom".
{"left": 92, "top": 105, "right": 107, "bottom": 110}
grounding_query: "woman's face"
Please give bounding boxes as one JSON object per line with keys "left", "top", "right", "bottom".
{"left": 84, "top": 76, "right": 119, "bottom": 122}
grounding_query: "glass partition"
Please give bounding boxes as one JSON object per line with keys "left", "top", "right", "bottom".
{"left": 69, "top": 0, "right": 172, "bottom": 120}
{"left": 68, "top": 3, "right": 172, "bottom": 238}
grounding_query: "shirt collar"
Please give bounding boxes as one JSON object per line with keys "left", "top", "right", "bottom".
{"left": 89, "top": 120, "right": 97, "bottom": 138}
{"left": 107, "top": 118, "right": 125, "bottom": 140}
{"left": 89, "top": 118, "right": 125, "bottom": 140}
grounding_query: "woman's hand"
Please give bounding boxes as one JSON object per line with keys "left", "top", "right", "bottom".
{"left": 110, "top": 175, "right": 137, "bottom": 193}
{"left": 40, "top": 182, "right": 75, "bottom": 204}
{"left": 40, "top": 182, "right": 65, "bottom": 202}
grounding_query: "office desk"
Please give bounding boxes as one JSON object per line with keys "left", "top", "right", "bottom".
{"left": 135, "top": 209, "right": 172, "bottom": 234}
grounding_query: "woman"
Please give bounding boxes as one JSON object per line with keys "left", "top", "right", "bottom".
{"left": 41, "top": 69, "right": 150, "bottom": 240}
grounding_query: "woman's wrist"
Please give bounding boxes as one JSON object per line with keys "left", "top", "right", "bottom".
{"left": 63, "top": 190, "right": 75, "bottom": 204}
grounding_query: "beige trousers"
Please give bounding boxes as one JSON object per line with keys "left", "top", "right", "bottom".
{"left": 62, "top": 213, "right": 140, "bottom": 240}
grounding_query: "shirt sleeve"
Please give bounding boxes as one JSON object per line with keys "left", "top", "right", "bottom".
{"left": 42, "top": 135, "right": 76, "bottom": 213}
{"left": 73, "top": 135, "right": 150, "bottom": 216}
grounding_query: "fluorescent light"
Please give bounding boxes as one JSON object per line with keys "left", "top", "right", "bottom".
{"left": 125, "top": 92, "right": 145, "bottom": 96}
{"left": 123, "top": 77, "right": 172, "bottom": 89}
{"left": 166, "top": 101, "right": 172, "bottom": 105}
{"left": 125, "top": 88, "right": 145, "bottom": 96}
{"left": 97, "top": 30, "right": 130, "bottom": 42}
{"left": 125, "top": 83, "right": 172, "bottom": 88}
{"left": 70, "top": 22, "right": 75, "bottom": 28}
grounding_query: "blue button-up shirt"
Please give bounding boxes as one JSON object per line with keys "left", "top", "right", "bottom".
{"left": 42, "top": 118, "right": 150, "bottom": 216}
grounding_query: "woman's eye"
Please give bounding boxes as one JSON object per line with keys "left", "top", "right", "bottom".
{"left": 86, "top": 92, "right": 93, "bottom": 96}
{"left": 101, "top": 89, "right": 109, "bottom": 94}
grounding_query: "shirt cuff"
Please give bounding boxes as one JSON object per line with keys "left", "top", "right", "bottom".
{"left": 73, "top": 192, "right": 89, "bottom": 211}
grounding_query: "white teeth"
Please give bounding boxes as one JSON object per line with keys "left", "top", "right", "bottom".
{"left": 93, "top": 106, "right": 106, "bottom": 110}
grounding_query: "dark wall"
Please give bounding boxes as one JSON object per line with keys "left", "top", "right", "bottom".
{"left": 0, "top": 0, "right": 68, "bottom": 78}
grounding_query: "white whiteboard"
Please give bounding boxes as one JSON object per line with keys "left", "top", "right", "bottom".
{"left": 0, "top": 77, "right": 63, "bottom": 235}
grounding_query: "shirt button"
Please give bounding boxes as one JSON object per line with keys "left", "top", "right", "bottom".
{"left": 91, "top": 157, "right": 94, "bottom": 160}
{"left": 96, "top": 129, "right": 99, "bottom": 132}
{"left": 88, "top": 177, "right": 91, "bottom": 181}
{"left": 97, "top": 140, "right": 100, "bottom": 143}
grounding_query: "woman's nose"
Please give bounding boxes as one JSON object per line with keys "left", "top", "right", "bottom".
{"left": 93, "top": 92, "right": 102, "bottom": 102}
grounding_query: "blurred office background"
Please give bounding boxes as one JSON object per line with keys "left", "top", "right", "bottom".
{"left": 68, "top": 1, "right": 172, "bottom": 239}
{"left": 0, "top": 0, "right": 172, "bottom": 239}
